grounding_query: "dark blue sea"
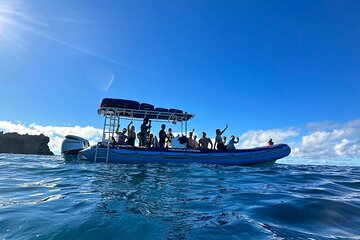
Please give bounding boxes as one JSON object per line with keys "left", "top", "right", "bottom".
{"left": 0, "top": 154, "right": 359, "bottom": 239}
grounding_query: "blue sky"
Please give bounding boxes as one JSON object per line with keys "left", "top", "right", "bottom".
{"left": 0, "top": 0, "right": 360, "bottom": 160}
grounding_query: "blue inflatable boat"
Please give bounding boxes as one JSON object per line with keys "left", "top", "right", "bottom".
{"left": 61, "top": 98, "right": 291, "bottom": 166}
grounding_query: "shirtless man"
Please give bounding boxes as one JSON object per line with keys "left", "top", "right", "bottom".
{"left": 198, "top": 132, "right": 213, "bottom": 149}
{"left": 115, "top": 125, "right": 127, "bottom": 145}
{"left": 188, "top": 130, "right": 198, "bottom": 149}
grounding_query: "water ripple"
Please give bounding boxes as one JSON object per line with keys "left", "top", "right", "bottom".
{"left": 0, "top": 154, "right": 359, "bottom": 239}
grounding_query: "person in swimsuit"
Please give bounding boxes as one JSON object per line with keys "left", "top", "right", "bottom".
{"left": 127, "top": 121, "right": 136, "bottom": 147}
{"left": 149, "top": 133, "right": 159, "bottom": 147}
{"left": 166, "top": 128, "right": 174, "bottom": 148}
{"left": 227, "top": 135, "right": 239, "bottom": 150}
{"left": 188, "top": 130, "right": 198, "bottom": 149}
{"left": 115, "top": 125, "right": 127, "bottom": 145}
{"left": 214, "top": 124, "right": 228, "bottom": 150}
{"left": 198, "top": 132, "right": 213, "bottom": 149}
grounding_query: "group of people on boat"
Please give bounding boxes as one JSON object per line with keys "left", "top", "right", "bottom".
{"left": 113, "top": 117, "right": 244, "bottom": 151}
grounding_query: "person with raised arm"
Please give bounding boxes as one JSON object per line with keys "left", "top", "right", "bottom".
{"left": 214, "top": 124, "right": 228, "bottom": 150}
{"left": 188, "top": 129, "right": 198, "bottom": 149}
{"left": 127, "top": 121, "right": 136, "bottom": 147}
{"left": 115, "top": 124, "right": 127, "bottom": 145}
{"left": 227, "top": 135, "right": 239, "bottom": 150}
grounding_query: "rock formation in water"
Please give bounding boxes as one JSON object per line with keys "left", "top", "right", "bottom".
{"left": 0, "top": 131, "right": 54, "bottom": 155}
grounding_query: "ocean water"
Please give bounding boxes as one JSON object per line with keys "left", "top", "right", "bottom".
{"left": 0, "top": 154, "right": 359, "bottom": 240}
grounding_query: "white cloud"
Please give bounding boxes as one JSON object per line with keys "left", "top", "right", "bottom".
{"left": 334, "top": 139, "right": 360, "bottom": 156}
{"left": 0, "top": 121, "right": 102, "bottom": 155}
{"left": 236, "top": 128, "right": 299, "bottom": 149}
{"left": 292, "top": 121, "right": 360, "bottom": 157}
{"left": 346, "top": 118, "right": 360, "bottom": 128}
{"left": 233, "top": 119, "right": 360, "bottom": 158}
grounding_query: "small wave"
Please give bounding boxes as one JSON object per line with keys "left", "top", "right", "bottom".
{"left": 0, "top": 154, "right": 359, "bottom": 239}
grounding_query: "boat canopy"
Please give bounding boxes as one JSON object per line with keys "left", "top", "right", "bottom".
{"left": 98, "top": 98, "right": 195, "bottom": 122}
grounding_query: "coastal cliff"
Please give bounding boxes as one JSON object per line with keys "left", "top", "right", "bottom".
{"left": 0, "top": 132, "right": 54, "bottom": 155}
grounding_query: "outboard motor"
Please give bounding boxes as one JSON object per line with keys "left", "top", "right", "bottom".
{"left": 61, "top": 135, "right": 90, "bottom": 161}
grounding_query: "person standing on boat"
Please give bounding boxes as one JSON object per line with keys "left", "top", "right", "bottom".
{"left": 127, "top": 121, "right": 136, "bottom": 147}
{"left": 199, "top": 132, "right": 213, "bottom": 149}
{"left": 140, "top": 118, "right": 151, "bottom": 146}
{"left": 227, "top": 135, "right": 239, "bottom": 150}
{"left": 214, "top": 124, "right": 228, "bottom": 150}
{"left": 166, "top": 128, "right": 174, "bottom": 148}
{"left": 159, "top": 124, "right": 167, "bottom": 148}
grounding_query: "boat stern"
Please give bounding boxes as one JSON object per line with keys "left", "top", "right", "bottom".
{"left": 61, "top": 135, "right": 90, "bottom": 161}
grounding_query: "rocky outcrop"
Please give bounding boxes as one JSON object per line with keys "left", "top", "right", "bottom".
{"left": 0, "top": 132, "right": 54, "bottom": 155}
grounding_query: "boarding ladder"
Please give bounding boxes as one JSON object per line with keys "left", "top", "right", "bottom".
{"left": 94, "top": 141, "right": 111, "bottom": 163}
{"left": 93, "top": 112, "right": 118, "bottom": 163}
{"left": 102, "top": 113, "right": 118, "bottom": 141}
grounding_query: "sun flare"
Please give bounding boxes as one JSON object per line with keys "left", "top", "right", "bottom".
{"left": 0, "top": 0, "right": 42, "bottom": 62}
{"left": 0, "top": 1, "right": 16, "bottom": 29}
{"left": 0, "top": 0, "right": 131, "bottom": 69}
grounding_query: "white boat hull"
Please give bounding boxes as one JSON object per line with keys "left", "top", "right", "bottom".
{"left": 77, "top": 144, "right": 291, "bottom": 166}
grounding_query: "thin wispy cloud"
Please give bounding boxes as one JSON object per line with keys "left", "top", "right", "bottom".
{"left": 13, "top": 21, "right": 133, "bottom": 69}
{"left": 0, "top": 6, "right": 48, "bottom": 27}
{"left": 104, "top": 73, "right": 115, "bottom": 92}
{"left": 0, "top": 0, "right": 173, "bottom": 85}
{"left": 0, "top": 0, "right": 133, "bottom": 69}
{"left": 39, "top": 16, "right": 102, "bottom": 25}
